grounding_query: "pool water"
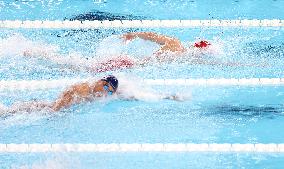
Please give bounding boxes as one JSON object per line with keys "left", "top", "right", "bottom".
{"left": 1, "top": 0, "right": 284, "bottom": 168}
{"left": 1, "top": 28, "right": 283, "bottom": 80}
{"left": 0, "top": 0, "right": 283, "bottom": 20}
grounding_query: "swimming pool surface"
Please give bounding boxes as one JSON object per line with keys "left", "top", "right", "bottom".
{"left": 1, "top": 0, "right": 284, "bottom": 168}
{"left": 0, "top": 0, "right": 283, "bottom": 20}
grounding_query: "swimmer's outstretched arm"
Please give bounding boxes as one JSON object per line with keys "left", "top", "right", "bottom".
{"left": 122, "top": 32, "right": 185, "bottom": 53}
{"left": 122, "top": 32, "right": 175, "bottom": 45}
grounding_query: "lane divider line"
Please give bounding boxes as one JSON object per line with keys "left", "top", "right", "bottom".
{"left": 0, "top": 19, "right": 283, "bottom": 29}
{"left": 0, "top": 143, "right": 283, "bottom": 153}
{"left": 1, "top": 78, "right": 284, "bottom": 91}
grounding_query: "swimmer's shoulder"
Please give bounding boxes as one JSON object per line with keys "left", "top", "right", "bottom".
{"left": 66, "top": 82, "right": 94, "bottom": 96}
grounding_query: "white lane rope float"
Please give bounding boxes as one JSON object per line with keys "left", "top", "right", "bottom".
{"left": 0, "top": 78, "right": 284, "bottom": 91}
{"left": 0, "top": 143, "right": 283, "bottom": 153}
{"left": 0, "top": 19, "right": 283, "bottom": 29}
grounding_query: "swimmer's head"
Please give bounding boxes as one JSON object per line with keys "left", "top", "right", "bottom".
{"left": 101, "top": 75, "right": 119, "bottom": 93}
{"left": 194, "top": 40, "right": 211, "bottom": 48}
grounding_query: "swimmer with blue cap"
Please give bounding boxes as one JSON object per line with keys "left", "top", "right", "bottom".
{"left": 0, "top": 75, "right": 119, "bottom": 114}
{"left": 49, "top": 74, "right": 182, "bottom": 111}
{"left": 1, "top": 75, "right": 185, "bottom": 114}
{"left": 101, "top": 75, "right": 119, "bottom": 95}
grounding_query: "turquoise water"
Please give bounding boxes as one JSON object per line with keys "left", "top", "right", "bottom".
{"left": 1, "top": 153, "right": 284, "bottom": 169}
{"left": 0, "top": 0, "right": 283, "bottom": 20}
{"left": 1, "top": 0, "right": 284, "bottom": 168}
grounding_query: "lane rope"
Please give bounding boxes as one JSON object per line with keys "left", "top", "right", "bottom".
{"left": 0, "top": 143, "right": 283, "bottom": 153}
{"left": 0, "top": 19, "right": 283, "bottom": 29}
{"left": 1, "top": 78, "right": 284, "bottom": 91}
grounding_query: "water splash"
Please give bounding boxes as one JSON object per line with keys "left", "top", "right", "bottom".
{"left": 95, "top": 35, "right": 159, "bottom": 59}
{"left": 0, "top": 101, "right": 53, "bottom": 129}
{"left": 0, "top": 34, "right": 59, "bottom": 58}
{"left": 11, "top": 156, "right": 81, "bottom": 169}
{"left": 116, "top": 73, "right": 191, "bottom": 101}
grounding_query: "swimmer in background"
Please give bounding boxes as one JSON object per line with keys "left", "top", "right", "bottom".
{"left": 23, "top": 31, "right": 258, "bottom": 73}
{"left": 1, "top": 75, "right": 181, "bottom": 114}
{"left": 120, "top": 32, "right": 253, "bottom": 66}
{"left": 23, "top": 32, "right": 221, "bottom": 73}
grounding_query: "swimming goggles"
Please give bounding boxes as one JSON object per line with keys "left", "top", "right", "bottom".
{"left": 103, "top": 85, "right": 113, "bottom": 95}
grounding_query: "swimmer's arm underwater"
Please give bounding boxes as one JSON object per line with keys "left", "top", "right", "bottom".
{"left": 191, "top": 58, "right": 267, "bottom": 67}
{"left": 163, "top": 94, "right": 184, "bottom": 101}
{"left": 23, "top": 49, "right": 94, "bottom": 72}
{"left": 23, "top": 49, "right": 136, "bottom": 73}
{"left": 116, "top": 91, "right": 184, "bottom": 102}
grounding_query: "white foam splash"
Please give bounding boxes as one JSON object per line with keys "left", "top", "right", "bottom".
{"left": 0, "top": 103, "right": 7, "bottom": 112}
{"left": 0, "top": 101, "right": 54, "bottom": 129}
{"left": 6, "top": 101, "right": 52, "bottom": 113}
{"left": 116, "top": 73, "right": 191, "bottom": 101}
{"left": 0, "top": 34, "right": 99, "bottom": 72}
{"left": 0, "top": 34, "right": 59, "bottom": 58}
{"left": 96, "top": 35, "right": 159, "bottom": 60}
{"left": 95, "top": 35, "right": 128, "bottom": 59}
{"left": 11, "top": 156, "right": 80, "bottom": 169}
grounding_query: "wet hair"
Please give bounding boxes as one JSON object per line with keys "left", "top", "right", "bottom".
{"left": 101, "top": 75, "right": 118, "bottom": 92}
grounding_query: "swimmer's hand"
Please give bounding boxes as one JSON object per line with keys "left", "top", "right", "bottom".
{"left": 23, "top": 50, "right": 33, "bottom": 57}
{"left": 121, "top": 33, "right": 136, "bottom": 43}
{"left": 163, "top": 95, "right": 184, "bottom": 101}
{"left": 23, "top": 49, "right": 48, "bottom": 59}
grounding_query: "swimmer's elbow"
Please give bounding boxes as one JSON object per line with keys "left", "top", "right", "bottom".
{"left": 50, "top": 102, "right": 62, "bottom": 112}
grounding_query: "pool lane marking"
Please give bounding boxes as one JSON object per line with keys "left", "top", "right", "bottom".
{"left": 0, "top": 19, "right": 283, "bottom": 29}
{"left": 1, "top": 78, "right": 284, "bottom": 91}
{"left": 0, "top": 143, "right": 283, "bottom": 153}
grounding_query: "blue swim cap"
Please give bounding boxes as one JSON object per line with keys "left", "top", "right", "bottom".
{"left": 101, "top": 75, "right": 118, "bottom": 92}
